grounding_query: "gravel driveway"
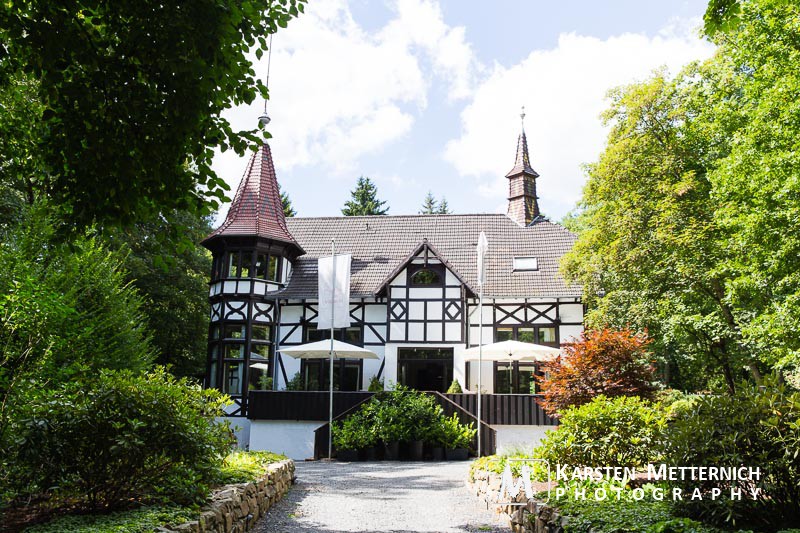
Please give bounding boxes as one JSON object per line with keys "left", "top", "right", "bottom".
{"left": 253, "top": 461, "right": 510, "bottom": 533}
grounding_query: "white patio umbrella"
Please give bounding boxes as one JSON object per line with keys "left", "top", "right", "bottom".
{"left": 279, "top": 339, "right": 379, "bottom": 360}
{"left": 463, "top": 339, "right": 561, "bottom": 362}
{"left": 249, "top": 350, "right": 270, "bottom": 371}
{"left": 280, "top": 339, "right": 378, "bottom": 460}
{"left": 465, "top": 340, "right": 560, "bottom": 412}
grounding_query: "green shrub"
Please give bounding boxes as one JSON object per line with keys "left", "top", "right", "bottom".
{"left": 440, "top": 413, "right": 476, "bottom": 449}
{"left": 367, "top": 375, "right": 384, "bottom": 392}
{"left": 10, "top": 368, "right": 233, "bottom": 509}
{"left": 0, "top": 211, "right": 155, "bottom": 471}
{"left": 332, "top": 388, "right": 477, "bottom": 450}
{"left": 332, "top": 410, "right": 377, "bottom": 451}
{"left": 446, "top": 379, "right": 463, "bottom": 393}
{"left": 367, "top": 386, "right": 444, "bottom": 443}
{"left": 216, "top": 451, "right": 287, "bottom": 485}
{"left": 655, "top": 389, "right": 702, "bottom": 421}
{"left": 664, "top": 377, "right": 800, "bottom": 530}
{"left": 538, "top": 395, "right": 666, "bottom": 468}
{"left": 553, "top": 481, "right": 714, "bottom": 533}
{"left": 470, "top": 452, "right": 549, "bottom": 481}
{"left": 284, "top": 371, "right": 303, "bottom": 391}
{"left": 25, "top": 506, "right": 199, "bottom": 533}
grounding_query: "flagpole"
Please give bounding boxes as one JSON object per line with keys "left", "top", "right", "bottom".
{"left": 329, "top": 239, "right": 336, "bottom": 461}
{"left": 478, "top": 280, "right": 483, "bottom": 458}
{"left": 476, "top": 231, "right": 488, "bottom": 458}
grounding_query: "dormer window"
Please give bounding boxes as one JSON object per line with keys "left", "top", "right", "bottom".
{"left": 409, "top": 264, "right": 444, "bottom": 286}
{"left": 513, "top": 256, "right": 538, "bottom": 271}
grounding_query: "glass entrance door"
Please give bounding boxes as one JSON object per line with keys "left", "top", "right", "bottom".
{"left": 397, "top": 348, "right": 454, "bottom": 392}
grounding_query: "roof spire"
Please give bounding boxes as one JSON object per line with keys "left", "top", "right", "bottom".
{"left": 201, "top": 143, "right": 303, "bottom": 254}
{"left": 506, "top": 106, "right": 541, "bottom": 226}
{"left": 505, "top": 106, "right": 538, "bottom": 178}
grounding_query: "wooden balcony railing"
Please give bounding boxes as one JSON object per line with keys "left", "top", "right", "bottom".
{"left": 443, "top": 393, "right": 558, "bottom": 426}
{"left": 248, "top": 391, "right": 557, "bottom": 426}
{"left": 247, "top": 390, "right": 373, "bottom": 421}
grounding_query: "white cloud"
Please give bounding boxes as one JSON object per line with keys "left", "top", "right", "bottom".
{"left": 212, "top": 0, "right": 475, "bottom": 199}
{"left": 444, "top": 19, "right": 714, "bottom": 219}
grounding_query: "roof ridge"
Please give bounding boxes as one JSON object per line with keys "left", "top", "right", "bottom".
{"left": 287, "top": 212, "right": 510, "bottom": 221}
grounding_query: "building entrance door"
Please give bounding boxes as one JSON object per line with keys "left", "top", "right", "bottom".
{"left": 397, "top": 348, "right": 453, "bottom": 392}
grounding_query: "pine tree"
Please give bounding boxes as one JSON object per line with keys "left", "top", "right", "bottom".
{"left": 420, "top": 191, "right": 438, "bottom": 214}
{"left": 437, "top": 197, "right": 451, "bottom": 214}
{"left": 279, "top": 184, "right": 296, "bottom": 217}
{"left": 341, "top": 176, "right": 388, "bottom": 216}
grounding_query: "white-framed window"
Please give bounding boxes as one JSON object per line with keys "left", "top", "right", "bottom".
{"left": 513, "top": 256, "right": 538, "bottom": 271}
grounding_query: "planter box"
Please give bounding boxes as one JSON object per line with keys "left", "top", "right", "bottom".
{"left": 445, "top": 448, "right": 469, "bottom": 461}
{"left": 402, "top": 440, "right": 424, "bottom": 461}
{"left": 383, "top": 441, "right": 400, "bottom": 460}
{"left": 364, "top": 446, "right": 381, "bottom": 461}
{"left": 337, "top": 449, "right": 359, "bottom": 462}
{"left": 431, "top": 447, "right": 445, "bottom": 461}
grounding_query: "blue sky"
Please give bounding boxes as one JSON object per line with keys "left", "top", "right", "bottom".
{"left": 213, "top": 0, "right": 713, "bottom": 222}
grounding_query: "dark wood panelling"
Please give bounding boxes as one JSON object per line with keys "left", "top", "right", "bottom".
{"left": 248, "top": 390, "right": 373, "bottom": 421}
{"left": 444, "top": 393, "right": 558, "bottom": 426}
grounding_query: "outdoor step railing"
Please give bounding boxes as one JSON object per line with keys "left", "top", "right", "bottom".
{"left": 429, "top": 391, "right": 496, "bottom": 457}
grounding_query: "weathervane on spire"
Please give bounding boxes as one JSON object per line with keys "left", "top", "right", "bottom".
{"left": 258, "top": 34, "right": 274, "bottom": 127}
{"left": 520, "top": 105, "right": 526, "bottom": 130}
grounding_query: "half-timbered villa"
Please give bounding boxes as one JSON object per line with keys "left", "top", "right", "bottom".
{"left": 202, "top": 123, "right": 583, "bottom": 458}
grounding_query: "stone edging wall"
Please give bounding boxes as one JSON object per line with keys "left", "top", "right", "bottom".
{"left": 468, "top": 467, "right": 569, "bottom": 533}
{"left": 162, "top": 459, "right": 295, "bottom": 533}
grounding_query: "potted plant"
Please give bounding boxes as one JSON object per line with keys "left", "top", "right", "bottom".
{"left": 367, "top": 375, "right": 384, "bottom": 392}
{"left": 442, "top": 413, "right": 476, "bottom": 460}
{"left": 375, "top": 402, "right": 405, "bottom": 460}
{"left": 356, "top": 401, "right": 381, "bottom": 461}
{"left": 446, "top": 379, "right": 463, "bottom": 394}
{"left": 405, "top": 392, "right": 441, "bottom": 461}
{"left": 428, "top": 418, "right": 446, "bottom": 461}
{"left": 332, "top": 417, "right": 361, "bottom": 462}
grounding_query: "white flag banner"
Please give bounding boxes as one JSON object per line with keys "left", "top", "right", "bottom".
{"left": 317, "top": 254, "right": 352, "bottom": 329}
{"left": 477, "top": 231, "right": 489, "bottom": 287}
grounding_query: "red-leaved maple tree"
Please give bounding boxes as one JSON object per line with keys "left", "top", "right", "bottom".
{"left": 537, "top": 328, "right": 658, "bottom": 416}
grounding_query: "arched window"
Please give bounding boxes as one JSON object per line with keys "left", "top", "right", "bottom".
{"left": 410, "top": 268, "right": 441, "bottom": 286}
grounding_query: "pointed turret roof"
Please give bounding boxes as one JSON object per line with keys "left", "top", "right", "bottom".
{"left": 202, "top": 143, "right": 303, "bottom": 254}
{"left": 505, "top": 129, "right": 539, "bottom": 178}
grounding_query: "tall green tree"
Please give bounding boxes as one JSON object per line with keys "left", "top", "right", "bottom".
{"left": 563, "top": 0, "right": 800, "bottom": 390}
{"left": 702, "top": 0, "right": 800, "bottom": 375}
{"left": 562, "top": 70, "right": 751, "bottom": 393}
{"left": 420, "top": 191, "right": 438, "bottom": 214}
{"left": 101, "top": 210, "right": 213, "bottom": 378}
{"left": 436, "top": 197, "right": 451, "bottom": 214}
{"left": 0, "top": 74, "right": 45, "bottom": 217}
{"left": 280, "top": 184, "right": 296, "bottom": 217}
{"left": 0, "top": 205, "right": 155, "bottom": 441}
{"left": 0, "top": 0, "right": 305, "bottom": 229}
{"left": 342, "top": 177, "right": 389, "bottom": 216}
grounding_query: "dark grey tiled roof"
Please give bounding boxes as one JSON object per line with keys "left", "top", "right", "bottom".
{"left": 276, "top": 214, "right": 581, "bottom": 300}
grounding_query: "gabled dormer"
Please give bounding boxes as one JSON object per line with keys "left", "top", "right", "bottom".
{"left": 376, "top": 240, "right": 473, "bottom": 344}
